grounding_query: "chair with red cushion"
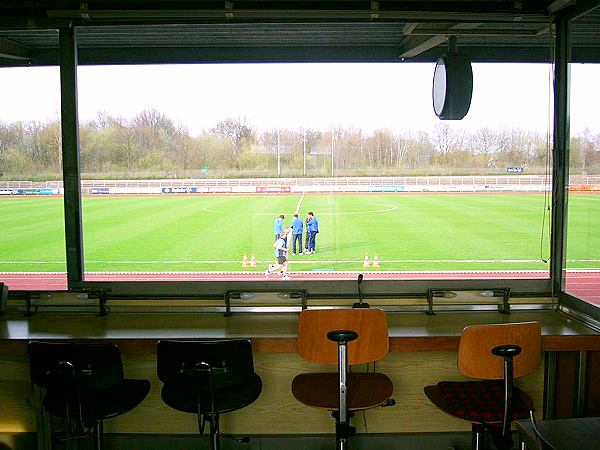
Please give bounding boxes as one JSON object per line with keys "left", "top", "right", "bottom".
{"left": 424, "top": 321, "right": 542, "bottom": 450}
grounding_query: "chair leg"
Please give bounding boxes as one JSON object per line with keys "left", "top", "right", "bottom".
{"left": 488, "top": 427, "right": 514, "bottom": 450}
{"left": 207, "top": 414, "right": 221, "bottom": 450}
{"left": 93, "top": 420, "right": 103, "bottom": 450}
{"left": 472, "top": 424, "right": 486, "bottom": 450}
{"left": 336, "top": 425, "right": 350, "bottom": 450}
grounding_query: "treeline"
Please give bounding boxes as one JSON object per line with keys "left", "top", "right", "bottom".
{"left": 1, "top": 109, "right": 599, "bottom": 179}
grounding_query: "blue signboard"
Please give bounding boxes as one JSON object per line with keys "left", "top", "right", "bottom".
{"left": 3, "top": 188, "right": 56, "bottom": 195}
{"left": 368, "top": 185, "right": 405, "bottom": 192}
{"left": 162, "top": 187, "right": 198, "bottom": 194}
{"left": 507, "top": 167, "right": 524, "bottom": 173}
{"left": 91, "top": 187, "right": 110, "bottom": 194}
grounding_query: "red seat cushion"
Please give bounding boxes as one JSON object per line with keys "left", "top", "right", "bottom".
{"left": 424, "top": 380, "right": 534, "bottom": 424}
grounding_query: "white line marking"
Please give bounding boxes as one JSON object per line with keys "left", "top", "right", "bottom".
{"left": 295, "top": 193, "right": 305, "bottom": 215}
{"left": 202, "top": 203, "right": 398, "bottom": 215}
{"left": 1, "top": 258, "right": 598, "bottom": 264}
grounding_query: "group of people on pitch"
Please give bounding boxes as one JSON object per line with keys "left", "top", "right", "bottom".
{"left": 265, "top": 211, "right": 319, "bottom": 280}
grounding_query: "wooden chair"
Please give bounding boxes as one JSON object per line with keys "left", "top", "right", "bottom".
{"left": 424, "top": 321, "right": 542, "bottom": 450}
{"left": 292, "top": 308, "right": 394, "bottom": 450}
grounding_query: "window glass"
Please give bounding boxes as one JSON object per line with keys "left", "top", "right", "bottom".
{"left": 565, "top": 62, "right": 600, "bottom": 308}
{"left": 74, "top": 63, "right": 552, "bottom": 283}
{"left": 1, "top": 63, "right": 553, "bottom": 288}
{"left": 0, "top": 66, "right": 67, "bottom": 290}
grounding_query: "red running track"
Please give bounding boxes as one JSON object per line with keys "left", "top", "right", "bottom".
{"left": 1, "top": 271, "right": 599, "bottom": 306}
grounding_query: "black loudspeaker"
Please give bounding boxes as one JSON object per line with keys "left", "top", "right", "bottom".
{"left": 0, "top": 283, "right": 7, "bottom": 314}
{"left": 432, "top": 51, "right": 473, "bottom": 120}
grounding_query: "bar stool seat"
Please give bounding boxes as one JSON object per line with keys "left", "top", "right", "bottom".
{"left": 293, "top": 372, "right": 393, "bottom": 411}
{"left": 424, "top": 379, "right": 534, "bottom": 423}
{"left": 161, "top": 371, "right": 262, "bottom": 414}
{"left": 43, "top": 377, "right": 151, "bottom": 420}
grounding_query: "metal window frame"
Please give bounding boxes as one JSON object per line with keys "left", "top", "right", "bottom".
{"left": 1, "top": 6, "right": 589, "bottom": 322}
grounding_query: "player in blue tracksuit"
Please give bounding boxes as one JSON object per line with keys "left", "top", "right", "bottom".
{"left": 273, "top": 214, "right": 285, "bottom": 240}
{"left": 306, "top": 211, "right": 319, "bottom": 254}
{"left": 290, "top": 213, "right": 304, "bottom": 255}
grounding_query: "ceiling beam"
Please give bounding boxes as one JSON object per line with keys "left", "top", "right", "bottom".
{"left": 44, "top": 8, "right": 549, "bottom": 24}
{"left": 408, "top": 27, "right": 549, "bottom": 37}
{"left": 548, "top": 0, "right": 577, "bottom": 15}
{"left": 0, "top": 36, "right": 30, "bottom": 60}
{"left": 399, "top": 23, "right": 482, "bottom": 59}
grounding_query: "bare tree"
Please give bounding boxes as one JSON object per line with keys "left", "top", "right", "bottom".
{"left": 212, "top": 117, "right": 256, "bottom": 156}
{"left": 431, "top": 123, "right": 465, "bottom": 166}
{"left": 471, "top": 127, "right": 499, "bottom": 167}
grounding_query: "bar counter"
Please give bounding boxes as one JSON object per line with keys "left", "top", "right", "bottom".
{"left": 1, "top": 309, "right": 599, "bottom": 354}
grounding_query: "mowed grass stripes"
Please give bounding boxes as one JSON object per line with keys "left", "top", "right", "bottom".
{"left": 1, "top": 193, "right": 598, "bottom": 272}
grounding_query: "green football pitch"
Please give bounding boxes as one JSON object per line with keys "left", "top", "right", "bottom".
{"left": 1, "top": 193, "right": 599, "bottom": 273}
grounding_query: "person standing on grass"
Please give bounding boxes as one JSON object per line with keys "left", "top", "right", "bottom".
{"left": 274, "top": 214, "right": 285, "bottom": 240}
{"left": 290, "top": 213, "right": 304, "bottom": 255}
{"left": 265, "top": 230, "right": 290, "bottom": 280}
{"left": 304, "top": 214, "right": 310, "bottom": 254}
{"left": 306, "top": 211, "right": 319, "bottom": 254}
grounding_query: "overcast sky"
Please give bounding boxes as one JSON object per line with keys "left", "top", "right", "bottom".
{"left": 0, "top": 62, "right": 598, "bottom": 136}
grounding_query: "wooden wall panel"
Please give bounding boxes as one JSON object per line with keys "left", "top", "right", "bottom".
{"left": 0, "top": 356, "right": 35, "bottom": 433}
{"left": 584, "top": 351, "right": 600, "bottom": 416}
{"left": 553, "top": 351, "right": 577, "bottom": 418}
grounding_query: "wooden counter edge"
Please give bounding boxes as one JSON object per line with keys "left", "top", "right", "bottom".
{"left": 2, "top": 334, "right": 599, "bottom": 355}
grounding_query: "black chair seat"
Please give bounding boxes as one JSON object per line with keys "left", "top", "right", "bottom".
{"left": 424, "top": 380, "right": 534, "bottom": 424}
{"left": 161, "top": 372, "right": 262, "bottom": 414}
{"left": 44, "top": 378, "right": 151, "bottom": 421}
{"left": 293, "top": 372, "right": 392, "bottom": 411}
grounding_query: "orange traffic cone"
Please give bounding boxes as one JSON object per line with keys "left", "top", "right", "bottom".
{"left": 373, "top": 254, "right": 380, "bottom": 268}
{"left": 250, "top": 253, "right": 257, "bottom": 267}
{"left": 242, "top": 253, "right": 250, "bottom": 267}
{"left": 363, "top": 254, "right": 370, "bottom": 268}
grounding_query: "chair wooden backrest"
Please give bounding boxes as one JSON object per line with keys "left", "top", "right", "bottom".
{"left": 296, "top": 308, "right": 389, "bottom": 365}
{"left": 457, "top": 321, "right": 542, "bottom": 379}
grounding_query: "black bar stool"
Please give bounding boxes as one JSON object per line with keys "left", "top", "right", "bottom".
{"left": 156, "top": 339, "right": 262, "bottom": 450}
{"left": 28, "top": 341, "right": 151, "bottom": 450}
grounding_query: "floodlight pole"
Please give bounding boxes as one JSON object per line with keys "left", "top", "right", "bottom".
{"left": 331, "top": 128, "right": 335, "bottom": 177}
{"left": 303, "top": 128, "right": 307, "bottom": 177}
{"left": 277, "top": 129, "right": 281, "bottom": 177}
